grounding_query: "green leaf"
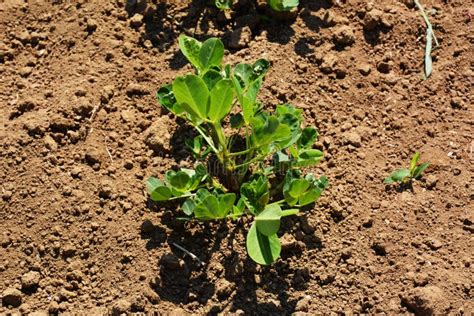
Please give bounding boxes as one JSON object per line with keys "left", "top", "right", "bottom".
{"left": 173, "top": 74, "right": 209, "bottom": 120}
{"left": 288, "top": 179, "right": 310, "bottom": 198}
{"left": 255, "top": 204, "right": 282, "bottom": 236}
{"left": 384, "top": 169, "right": 410, "bottom": 184}
{"left": 208, "top": 79, "right": 234, "bottom": 122}
{"left": 178, "top": 35, "right": 202, "bottom": 71}
{"left": 298, "top": 189, "right": 322, "bottom": 206}
{"left": 202, "top": 69, "right": 223, "bottom": 90}
{"left": 246, "top": 222, "right": 281, "bottom": 265}
{"left": 413, "top": 162, "right": 430, "bottom": 179}
{"left": 410, "top": 152, "right": 420, "bottom": 174}
{"left": 218, "top": 193, "right": 236, "bottom": 218}
{"left": 240, "top": 175, "right": 270, "bottom": 214}
{"left": 157, "top": 84, "right": 181, "bottom": 114}
{"left": 182, "top": 199, "right": 195, "bottom": 216}
{"left": 199, "top": 38, "right": 224, "bottom": 70}
{"left": 215, "top": 0, "right": 233, "bottom": 10}
{"left": 268, "top": 0, "right": 299, "bottom": 11}
{"left": 293, "top": 149, "right": 323, "bottom": 167}
{"left": 194, "top": 195, "right": 219, "bottom": 220}
{"left": 298, "top": 127, "right": 318, "bottom": 149}
{"left": 168, "top": 171, "right": 191, "bottom": 190}
{"left": 147, "top": 177, "right": 172, "bottom": 201}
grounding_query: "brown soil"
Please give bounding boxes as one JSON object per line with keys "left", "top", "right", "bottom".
{"left": 1, "top": 0, "right": 473, "bottom": 314}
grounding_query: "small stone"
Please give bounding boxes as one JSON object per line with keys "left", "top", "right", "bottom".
{"left": 2, "top": 288, "right": 22, "bottom": 307}
{"left": 340, "top": 248, "right": 352, "bottom": 260}
{"left": 414, "top": 273, "right": 429, "bottom": 287}
{"left": 345, "top": 132, "right": 362, "bottom": 147}
{"left": 363, "top": 9, "right": 383, "bottom": 30}
{"left": 425, "top": 174, "right": 437, "bottom": 189}
{"left": 425, "top": 238, "right": 443, "bottom": 250}
{"left": 21, "top": 271, "right": 41, "bottom": 290}
{"left": 100, "top": 85, "right": 115, "bottom": 104}
{"left": 144, "top": 116, "right": 171, "bottom": 153}
{"left": 362, "top": 217, "right": 373, "bottom": 228}
{"left": 44, "top": 135, "right": 58, "bottom": 151}
{"left": 450, "top": 97, "right": 464, "bottom": 109}
{"left": 86, "top": 19, "right": 98, "bottom": 33}
{"left": 130, "top": 14, "right": 144, "bottom": 28}
{"left": 143, "top": 287, "right": 160, "bottom": 304}
{"left": 320, "top": 53, "right": 337, "bottom": 74}
{"left": 19, "top": 66, "right": 33, "bottom": 77}
{"left": 332, "top": 25, "right": 355, "bottom": 47}
{"left": 228, "top": 26, "right": 252, "bottom": 49}
{"left": 281, "top": 233, "right": 297, "bottom": 251}
{"left": 99, "top": 180, "right": 114, "bottom": 199}
{"left": 62, "top": 244, "right": 76, "bottom": 258}
{"left": 401, "top": 286, "right": 446, "bottom": 315}
{"left": 358, "top": 63, "right": 371, "bottom": 76}
{"left": 126, "top": 83, "right": 148, "bottom": 96}
{"left": 85, "top": 148, "right": 102, "bottom": 165}
{"left": 112, "top": 299, "right": 132, "bottom": 315}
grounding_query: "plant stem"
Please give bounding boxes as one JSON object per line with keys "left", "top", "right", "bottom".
{"left": 281, "top": 209, "right": 299, "bottom": 217}
{"left": 194, "top": 125, "right": 219, "bottom": 154}
{"left": 229, "top": 148, "right": 252, "bottom": 157}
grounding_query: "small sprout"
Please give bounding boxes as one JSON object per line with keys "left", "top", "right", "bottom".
{"left": 384, "top": 152, "right": 430, "bottom": 184}
{"left": 147, "top": 35, "right": 328, "bottom": 265}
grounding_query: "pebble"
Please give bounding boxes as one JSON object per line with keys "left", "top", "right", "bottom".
{"left": 425, "top": 174, "right": 437, "bottom": 189}
{"left": 332, "top": 25, "right": 355, "bottom": 47}
{"left": 344, "top": 132, "right": 362, "bottom": 147}
{"left": 130, "top": 14, "right": 144, "bottom": 28}
{"left": 43, "top": 135, "right": 58, "bottom": 151}
{"left": 2, "top": 287, "right": 22, "bottom": 307}
{"left": 144, "top": 116, "right": 171, "bottom": 153}
{"left": 295, "top": 295, "right": 311, "bottom": 312}
{"left": 363, "top": 9, "right": 383, "bottom": 30}
{"left": 19, "top": 66, "right": 33, "bottom": 77}
{"left": 401, "top": 286, "right": 445, "bottom": 315}
{"left": 85, "top": 148, "right": 102, "bottom": 165}
{"left": 21, "top": 271, "right": 41, "bottom": 290}
{"left": 425, "top": 238, "right": 443, "bottom": 250}
{"left": 358, "top": 63, "right": 371, "bottom": 76}
{"left": 126, "top": 83, "right": 148, "bottom": 96}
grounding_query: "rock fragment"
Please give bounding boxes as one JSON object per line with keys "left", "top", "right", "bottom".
{"left": 21, "top": 271, "right": 41, "bottom": 290}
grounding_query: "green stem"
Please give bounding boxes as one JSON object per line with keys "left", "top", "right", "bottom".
{"left": 281, "top": 209, "right": 299, "bottom": 217}
{"left": 194, "top": 125, "right": 218, "bottom": 154}
{"left": 229, "top": 148, "right": 253, "bottom": 157}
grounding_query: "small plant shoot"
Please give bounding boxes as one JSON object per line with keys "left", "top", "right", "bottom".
{"left": 214, "top": 0, "right": 299, "bottom": 12}
{"left": 147, "top": 35, "right": 328, "bottom": 265}
{"left": 384, "top": 152, "right": 430, "bottom": 185}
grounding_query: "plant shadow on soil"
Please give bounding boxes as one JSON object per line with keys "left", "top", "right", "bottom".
{"left": 128, "top": 0, "right": 338, "bottom": 70}
{"left": 141, "top": 196, "right": 322, "bottom": 314}
{"left": 141, "top": 207, "right": 322, "bottom": 314}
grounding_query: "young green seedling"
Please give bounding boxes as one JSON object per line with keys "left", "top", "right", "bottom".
{"left": 384, "top": 152, "right": 430, "bottom": 184}
{"left": 213, "top": 0, "right": 299, "bottom": 12}
{"left": 147, "top": 35, "right": 328, "bottom": 265}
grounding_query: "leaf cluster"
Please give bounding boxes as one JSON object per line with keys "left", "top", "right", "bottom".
{"left": 148, "top": 35, "right": 327, "bottom": 265}
{"left": 384, "top": 152, "right": 430, "bottom": 184}
{"left": 214, "top": 0, "right": 299, "bottom": 12}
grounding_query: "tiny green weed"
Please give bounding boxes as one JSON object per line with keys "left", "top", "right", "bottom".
{"left": 384, "top": 152, "right": 430, "bottom": 185}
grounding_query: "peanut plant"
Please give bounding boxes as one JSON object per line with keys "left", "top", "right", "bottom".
{"left": 384, "top": 152, "right": 430, "bottom": 185}
{"left": 147, "top": 35, "right": 327, "bottom": 265}
{"left": 215, "top": 0, "right": 299, "bottom": 11}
